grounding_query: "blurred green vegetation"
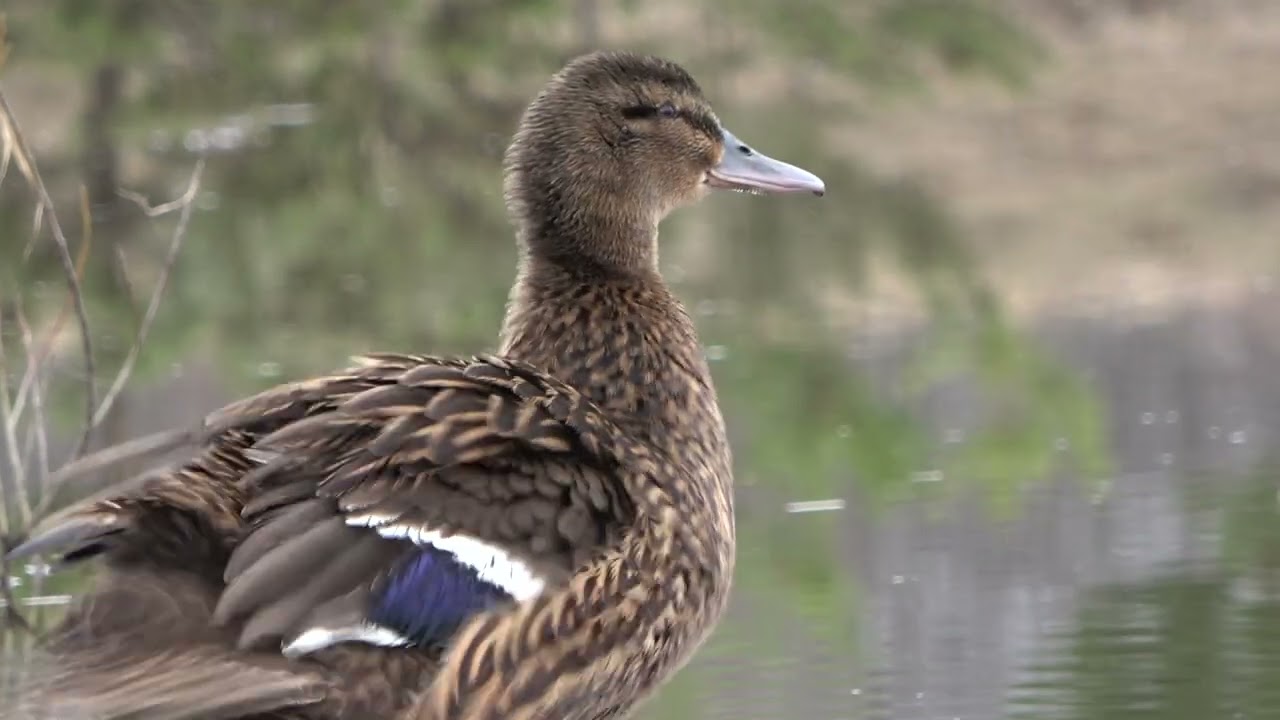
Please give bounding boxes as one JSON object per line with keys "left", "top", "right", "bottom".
{"left": 0, "top": 1, "right": 1109, "bottom": 716}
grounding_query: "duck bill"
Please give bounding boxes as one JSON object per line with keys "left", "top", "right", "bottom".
{"left": 706, "top": 128, "right": 826, "bottom": 197}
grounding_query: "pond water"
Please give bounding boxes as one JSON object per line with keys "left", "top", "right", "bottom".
{"left": 683, "top": 293, "right": 1280, "bottom": 720}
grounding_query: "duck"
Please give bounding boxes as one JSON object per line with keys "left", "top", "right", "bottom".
{"left": 8, "top": 50, "right": 824, "bottom": 720}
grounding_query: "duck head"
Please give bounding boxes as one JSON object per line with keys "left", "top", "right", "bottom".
{"left": 504, "top": 51, "right": 824, "bottom": 273}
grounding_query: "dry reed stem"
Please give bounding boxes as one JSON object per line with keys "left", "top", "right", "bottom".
{"left": 13, "top": 304, "right": 50, "bottom": 514}
{"left": 0, "top": 47, "right": 205, "bottom": 633}
{"left": 32, "top": 160, "right": 206, "bottom": 519}
{"left": 92, "top": 159, "right": 204, "bottom": 430}
{"left": 9, "top": 223, "right": 90, "bottom": 428}
{"left": 0, "top": 89, "right": 97, "bottom": 458}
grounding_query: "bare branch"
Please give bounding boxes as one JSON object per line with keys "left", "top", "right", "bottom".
{"left": 0, "top": 89, "right": 97, "bottom": 457}
{"left": 113, "top": 245, "right": 143, "bottom": 323}
{"left": 0, "top": 310, "right": 23, "bottom": 538}
{"left": 20, "top": 202, "right": 44, "bottom": 261}
{"left": 0, "top": 116, "right": 11, "bottom": 191}
{"left": 15, "top": 303, "right": 50, "bottom": 513}
{"left": 2, "top": 298, "right": 45, "bottom": 531}
{"left": 10, "top": 223, "right": 92, "bottom": 425}
{"left": 92, "top": 158, "right": 204, "bottom": 429}
{"left": 29, "top": 160, "right": 206, "bottom": 517}
{"left": 118, "top": 181, "right": 206, "bottom": 217}
{"left": 0, "top": 36, "right": 207, "bottom": 638}
{"left": 0, "top": 20, "right": 205, "bottom": 634}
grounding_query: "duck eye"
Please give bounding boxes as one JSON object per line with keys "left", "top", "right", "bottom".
{"left": 658, "top": 103, "right": 679, "bottom": 119}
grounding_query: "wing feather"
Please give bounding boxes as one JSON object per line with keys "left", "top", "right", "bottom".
{"left": 207, "top": 354, "right": 644, "bottom": 655}
{"left": 9, "top": 352, "right": 669, "bottom": 718}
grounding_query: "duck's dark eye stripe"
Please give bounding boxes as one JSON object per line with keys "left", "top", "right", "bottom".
{"left": 622, "top": 105, "right": 658, "bottom": 119}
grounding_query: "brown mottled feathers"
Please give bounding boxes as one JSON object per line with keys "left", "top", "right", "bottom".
{"left": 207, "top": 353, "right": 658, "bottom": 650}
{"left": 5, "top": 50, "right": 781, "bottom": 720}
{"left": 20, "top": 566, "right": 437, "bottom": 720}
{"left": 14, "top": 353, "right": 671, "bottom": 719}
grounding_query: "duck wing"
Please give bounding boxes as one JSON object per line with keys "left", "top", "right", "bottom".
{"left": 10, "top": 352, "right": 688, "bottom": 720}
{"left": 205, "top": 353, "right": 641, "bottom": 657}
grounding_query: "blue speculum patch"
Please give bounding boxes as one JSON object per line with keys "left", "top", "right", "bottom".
{"left": 370, "top": 545, "right": 514, "bottom": 647}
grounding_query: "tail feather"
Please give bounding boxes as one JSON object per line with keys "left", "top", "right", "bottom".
{"left": 6, "top": 430, "right": 261, "bottom": 577}
{"left": 16, "top": 646, "right": 326, "bottom": 720}
{"left": 5, "top": 487, "right": 241, "bottom": 580}
{"left": 10, "top": 563, "right": 326, "bottom": 720}
{"left": 1, "top": 431, "right": 282, "bottom": 718}
{"left": 1, "top": 427, "right": 444, "bottom": 719}
{"left": 6, "top": 510, "right": 130, "bottom": 565}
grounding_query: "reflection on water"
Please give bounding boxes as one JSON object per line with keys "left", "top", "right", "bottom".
{"left": 4, "top": 294, "right": 1279, "bottom": 720}
{"left": 676, "top": 293, "right": 1280, "bottom": 720}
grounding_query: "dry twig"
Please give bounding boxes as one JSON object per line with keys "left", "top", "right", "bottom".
{"left": 0, "top": 89, "right": 97, "bottom": 458}
{"left": 14, "top": 305, "right": 51, "bottom": 515}
{"left": 30, "top": 162, "right": 205, "bottom": 518}
{"left": 0, "top": 73, "right": 205, "bottom": 633}
{"left": 93, "top": 158, "right": 205, "bottom": 430}
{"left": 0, "top": 308, "right": 25, "bottom": 536}
{"left": 9, "top": 225, "right": 91, "bottom": 427}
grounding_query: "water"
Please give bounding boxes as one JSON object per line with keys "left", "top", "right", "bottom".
{"left": 672, "top": 296, "right": 1280, "bottom": 720}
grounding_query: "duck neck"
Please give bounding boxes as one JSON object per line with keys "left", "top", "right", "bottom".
{"left": 512, "top": 173, "right": 662, "bottom": 276}
{"left": 498, "top": 245, "right": 673, "bottom": 377}
{"left": 498, "top": 244, "right": 720, "bottom": 450}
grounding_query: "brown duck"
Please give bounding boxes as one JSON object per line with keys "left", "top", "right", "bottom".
{"left": 10, "top": 50, "right": 824, "bottom": 720}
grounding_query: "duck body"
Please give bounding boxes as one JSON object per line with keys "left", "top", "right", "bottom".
{"left": 9, "top": 51, "right": 821, "bottom": 720}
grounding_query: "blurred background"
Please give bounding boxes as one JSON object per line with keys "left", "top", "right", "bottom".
{"left": 2, "top": 1, "right": 1280, "bottom": 718}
